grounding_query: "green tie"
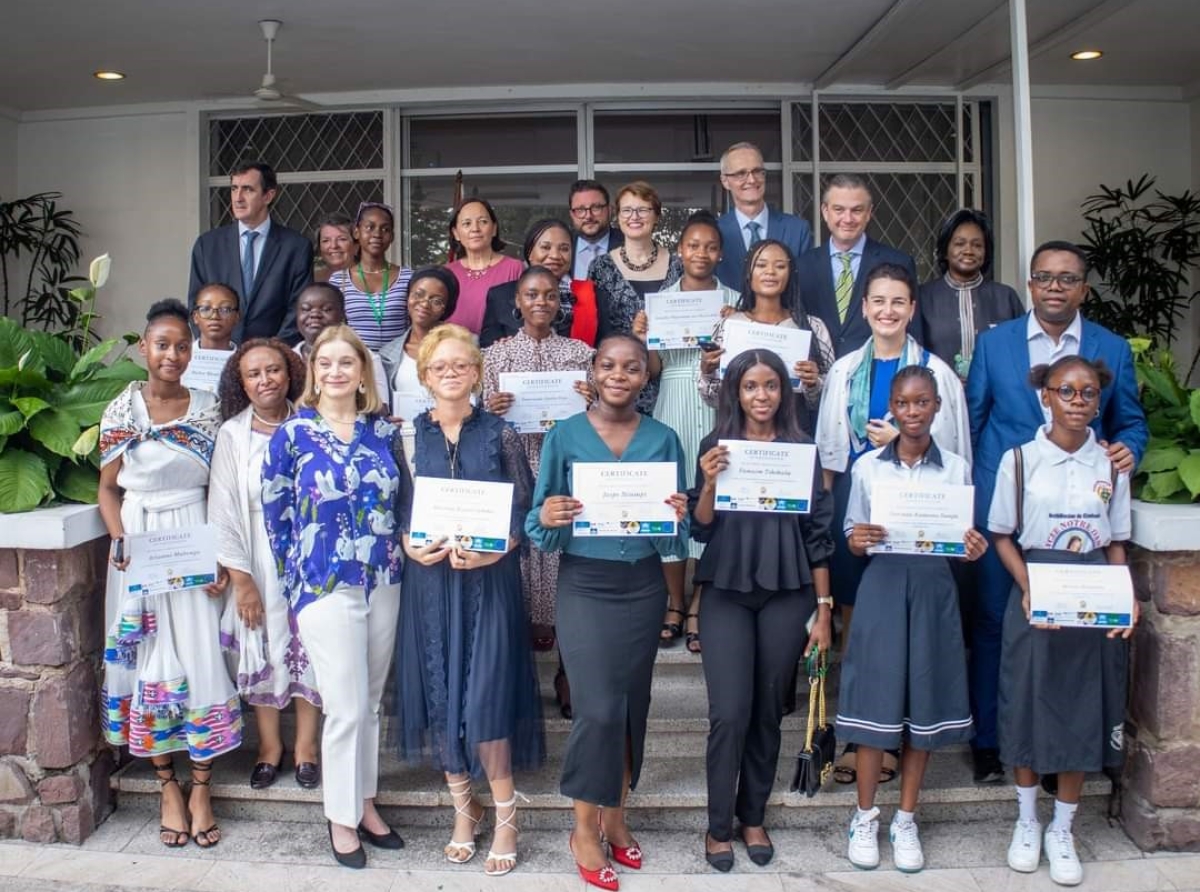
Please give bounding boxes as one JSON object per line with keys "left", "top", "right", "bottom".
{"left": 835, "top": 252, "right": 854, "bottom": 322}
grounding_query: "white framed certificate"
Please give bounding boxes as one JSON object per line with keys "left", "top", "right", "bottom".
{"left": 645, "top": 290, "right": 725, "bottom": 350}
{"left": 714, "top": 439, "right": 816, "bottom": 513}
{"left": 181, "top": 348, "right": 234, "bottom": 393}
{"left": 498, "top": 370, "right": 587, "bottom": 434}
{"left": 868, "top": 482, "right": 974, "bottom": 556}
{"left": 1028, "top": 563, "right": 1134, "bottom": 629}
{"left": 391, "top": 389, "right": 436, "bottom": 422}
{"left": 409, "top": 477, "right": 513, "bottom": 553}
{"left": 718, "top": 320, "right": 812, "bottom": 388}
{"left": 125, "top": 524, "right": 217, "bottom": 597}
{"left": 571, "top": 461, "right": 678, "bottom": 537}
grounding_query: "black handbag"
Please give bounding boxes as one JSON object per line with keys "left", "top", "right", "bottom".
{"left": 790, "top": 651, "right": 836, "bottom": 797}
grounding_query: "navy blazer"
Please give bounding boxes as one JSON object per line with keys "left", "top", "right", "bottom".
{"left": 715, "top": 207, "right": 812, "bottom": 291}
{"left": 795, "top": 237, "right": 919, "bottom": 357}
{"left": 966, "top": 314, "right": 1148, "bottom": 523}
{"left": 188, "top": 220, "right": 314, "bottom": 345}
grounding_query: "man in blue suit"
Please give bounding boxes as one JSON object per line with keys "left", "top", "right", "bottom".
{"left": 794, "top": 174, "right": 919, "bottom": 357}
{"left": 714, "top": 142, "right": 811, "bottom": 289}
{"left": 965, "top": 239, "right": 1147, "bottom": 783}
{"left": 188, "top": 161, "right": 313, "bottom": 345}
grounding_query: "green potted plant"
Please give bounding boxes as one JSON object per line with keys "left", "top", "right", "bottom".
{"left": 1129, "top": 337, "right": 1200, "bottom": 504}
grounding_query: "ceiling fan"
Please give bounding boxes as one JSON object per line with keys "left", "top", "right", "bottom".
{"left": 248, "top": 19, "right": 320, "bottom": 111}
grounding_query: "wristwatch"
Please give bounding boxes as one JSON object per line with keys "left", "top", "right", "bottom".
{"left": 816, "top": 596, "right": 834, "bottom": 609}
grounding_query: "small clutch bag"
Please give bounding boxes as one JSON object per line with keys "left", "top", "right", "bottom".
{"left": 790, "top": 651, "right": 836, "bottom": 797}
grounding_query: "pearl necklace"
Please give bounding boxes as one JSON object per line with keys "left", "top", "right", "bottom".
{"left": 252, "top": 401, "right": 293, "bottom": 428}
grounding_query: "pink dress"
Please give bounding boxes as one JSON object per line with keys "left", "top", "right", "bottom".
{"left": 446, "top": 256, "right": 524, "bottom": 335}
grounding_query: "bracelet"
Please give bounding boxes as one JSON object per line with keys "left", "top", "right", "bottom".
{"left": 816, "top": 596, "right": 834, "bottom": 608}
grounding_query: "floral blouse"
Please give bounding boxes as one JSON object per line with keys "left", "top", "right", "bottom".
{"left": 262, "top": 408, "right": 403, "bottom": 615}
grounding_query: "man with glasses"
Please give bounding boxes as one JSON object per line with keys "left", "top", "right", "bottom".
{"left": 964, "top": 240, "right": 1147, "bottom": 788}
{"left": 568, "top": 179, "right": 624, "bottom": 280}
{"left": 188, "top": 160, "right": 313, "bottom": 345}
{"left": 714, "top": 142, "right": 812, "bottom": 288}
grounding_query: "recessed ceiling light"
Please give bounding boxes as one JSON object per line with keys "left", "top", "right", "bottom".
{"left": 1070, "top": 50, "right": 1103, "bottom": 61}
{"left": 93, "top": 70, "right": 126, "bottom": 81}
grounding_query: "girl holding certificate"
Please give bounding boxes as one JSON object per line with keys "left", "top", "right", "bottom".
{"left": 987, "top": 356, "right": 1134, "bottom": 887}
{"left": 261, "top": 325, "right": 405, "bottom": 868}
{"left": 394, "top": 324, "right": 543, "bottom": 878}
{"left": 689, "top": 349, "right": 835, "bottom": 871}
{"left": 527, "top": 334, "right": 690, "bottom": 891}
{"left": 210, "top": 338, "right": 321, "bottom": 792}
{"left": 837, "top": 366, "right": 987, "bottom": 872}
{"left": 98, "top": 299, "right": 239, "bottom": 850}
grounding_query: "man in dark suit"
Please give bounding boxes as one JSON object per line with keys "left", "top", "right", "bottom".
{"left": 714, "top": 142, "right": 812, "bottom": 289}
{"left": 188, "top": 161, "right": 313, "bottom": 345}
{"left": 965, "top": 240, "right": 1147, "bottom": 784}
{"left": 795, "top": 174, "right": 918, "bottom": 357}
{"left": 568, "top": 179, "right": 624, "bottom": 280}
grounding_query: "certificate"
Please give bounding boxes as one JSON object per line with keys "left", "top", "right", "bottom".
{"left": 572, "top": 461, "right": 677, "bottom": 537}
{"left": 719, "top": 320, "right": 812, "bottom": 388}
{"left": 181, "top": 348, "right": 234, "bottom": 393}
{"left": 714, "top": 439, "right": 816, "bottom": 513}
{"left": 409, "top": 477, "right": 513, "bottom": 553}
{"left": 1028, "top": 563, "right": 1135, "bottom": 629}
{"left": 645, "top": 290, "right": 725, "bottom": 350}
{"left": 392, "top": 389, "right": 436, "bottom": 422}
{"left": 125, "top": 524, "right": 217, "bottom": 597}
{"left": 868, "top": 482, "right": 974, "bottom": 556}
{"left": 498, "top": 370, "right": 587, "bottom": 434}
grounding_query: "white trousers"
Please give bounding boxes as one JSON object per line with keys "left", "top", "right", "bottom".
{"left": 295, "top": 582, "right": 401, "bottom": 828}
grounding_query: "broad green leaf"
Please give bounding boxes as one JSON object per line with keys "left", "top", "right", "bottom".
{"left": 1190, "top": 389, "right": 1200, "bottom": 431}
{"left": 72, "top": 424, "right": 100, "bottom": 457}
{"left": 70, "top": 338, "right": 120, "bottom": 379}
{"left": 1178, "top": 453, "right": 1200, "bottom": 497}
{"left": 12, "top": 396, "right": 51, "bottom": 420}
{"left": 1139, "top": 365, "right": 1183, "bottom": 408}
{"left": 56, "top": 379, "right": 134, "bottom": 427}
{"left": 26, "top": 331, "right": 76, "bottom": 377}
{"left": 55, "top": 462, "right": 99, "bottom": 504}
{"left": 0, "top": 408, "right": 24, "bottom": 436}
{"left": 0, "top": 317, "right": 36, "bottom": 370}
{"left": 68, "top": 287, "right": 92, "bottom": 303}
{"left": 28, "top": 407, "right": 82, "bottom": 457}
{"left": 0, "top": 449, "right": 52, "bottom": 514}
{"left": 88, "top": 359, "right": 146, "bottom": 383}
{"left": 0, "top": 434, "right": 6, "bottom": 453}
{"left": 0, "top": 367, "right": 52, "bottom": 391}
{"left": 1138, "top": 445, "right": 1187, "bottom": 474}
{"left": 1148, "top": 469, "right": 1185, "bottom": 499}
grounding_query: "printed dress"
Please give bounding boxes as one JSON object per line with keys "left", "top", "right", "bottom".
{"left": 99, "top": 383, "right": 242, "bottom": 759}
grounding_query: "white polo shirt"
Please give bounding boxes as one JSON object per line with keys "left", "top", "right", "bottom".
{"left": 845, "top": 439, "right": 972, "bottom": 535}
{"left": 987, "top": 426, "right": 1131, "bottom": 551}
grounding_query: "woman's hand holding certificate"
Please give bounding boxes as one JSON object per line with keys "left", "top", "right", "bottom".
{"left": 867, "top": 482, "right": 975, "bottom": 556}
{"left": 409, "top": 477, "right": 514, "bottom": 553}
{"left": 713, "top": 440, "right": 816, "bottom": 513}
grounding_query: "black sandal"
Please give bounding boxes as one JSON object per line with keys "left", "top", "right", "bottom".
{"left": 685, "top": 612, "right": 701, "bottom": 654}
{"left": 659, "top": 607, "right": 684, "bottom": 647}
{"left": 188, "top": 760, "right": 221, "bottom": 848}
{"left": 152, "top": 760, "right": 189, "bottom": 848}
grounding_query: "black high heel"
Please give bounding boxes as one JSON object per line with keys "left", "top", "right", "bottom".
{"left": 329, "top": 821, "right": 367, "bottom": 869}
{"left": 554, "top": 666, "right": 573, "bottom": 720}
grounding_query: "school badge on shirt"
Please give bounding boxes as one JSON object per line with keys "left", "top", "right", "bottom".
{"left": 1094, "top": 480, "right": 1114, "bottom": 504}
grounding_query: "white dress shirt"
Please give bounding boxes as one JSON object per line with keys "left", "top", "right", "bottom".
{"left": 237, "top": 217, "right": 272, "bottom": 281}
{"left": 1026, "top": 311, "right": 1083, "bottom": 421}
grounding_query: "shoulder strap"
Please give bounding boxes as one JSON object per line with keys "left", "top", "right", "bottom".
{"left": 1012, "top": 445, "right": 1025, "bottom": 539}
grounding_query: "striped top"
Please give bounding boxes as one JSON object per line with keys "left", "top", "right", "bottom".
{"left": 329, "top": 266, "right": 413, "bottom": 351}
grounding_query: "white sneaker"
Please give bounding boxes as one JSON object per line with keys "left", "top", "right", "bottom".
{"left": 847, "top": 807, "right": 880, "bottom": 870}
{"left": 1044, "top": 825, "right": 1083, "bottom": 886}
{"left": 889, "top": 819, "right": 924, "bottom": 872}
{"left": 1007, "top": 819, "right": 1042, "bottom": 872}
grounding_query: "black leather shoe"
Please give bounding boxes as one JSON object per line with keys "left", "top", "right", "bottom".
{"left": 972, "top": 747, "right": 1005, "bottom": 785}
{"left": 294, "top": 762, "right": 320, "bottom": 789}
{"left": 739, "top": 827, "right": 774, "bottom": 866}
{"left": 704, "top": 835, "right": 734, "bottom": 873}
{"left": 249, "top": 757, "right": 283, "bottom": 790}
{"left": 329, "top": 822, "right": 367, "bottom": 869}
{"left": 358, "top": 822, "right": 405, "bottom": 849}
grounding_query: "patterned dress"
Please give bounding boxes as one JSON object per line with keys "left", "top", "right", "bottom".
{"left": 482, "top": 329, "right": 595, "bottom": 625}
{"left": 99, "top": 383, "right": 242, "bottom": 760}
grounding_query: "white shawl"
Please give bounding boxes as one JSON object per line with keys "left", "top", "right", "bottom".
{"left": 207, "top": 407, "right": 256, "bottom": 574}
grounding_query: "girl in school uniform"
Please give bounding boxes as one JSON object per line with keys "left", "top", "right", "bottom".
{"left": 987, "top": 356, "right": 1135, "bottom": 887}
{"left": 837, "top": 365, "right": 988, "bottom": 873}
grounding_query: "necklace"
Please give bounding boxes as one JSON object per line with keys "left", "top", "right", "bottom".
{"left": 619, "top": 244, "right": 658, "bottom": 272}
{"left": 322, "top": 411, "right": 358, "bottom": 425}
{"left": 358, "top": 262, "right": 392, "bottom": 326}
{"left": 462, "top": 254, "right": 496, "bottom": 280}
{"left": 252, "top": 401, "right": 293, "bottom": 428}
{"left": 444, "top": 433, "right": 460, "bottom": 479}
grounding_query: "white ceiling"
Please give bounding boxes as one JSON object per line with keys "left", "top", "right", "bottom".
{"left": 2, "top": 0, "right": 1197, "bottom": 112}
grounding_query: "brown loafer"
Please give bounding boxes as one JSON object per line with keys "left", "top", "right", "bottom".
{"left": 295, "top": 761, "right": 321, "bottom": 789}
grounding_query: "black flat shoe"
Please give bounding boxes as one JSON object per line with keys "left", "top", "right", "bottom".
{"left": 329, "top": 821, "right": 367, "bottom": 869}
{"left": 358, "top": 822, "right": 405, "bottom": 849}
{"left": 972, "top": 747, "right": 1005, "bottom": 785}
{"left": 294, "top": 762, "right": 320, "bottom": 789}
{"left": 739, "top": 827, "right": 774, "bottom": 866}
{"left": 704, "top": 835, "right": 734, "bottom": 873}
{"left": 249, "top": 756, "right": 284, "bottom": 790}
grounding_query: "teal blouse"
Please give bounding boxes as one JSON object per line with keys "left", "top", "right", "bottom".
{"left": 526, "top": 412, "right": 689, "bottom": 562}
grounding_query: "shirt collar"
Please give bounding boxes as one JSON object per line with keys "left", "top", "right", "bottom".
{"left": 734, "top": 206, "right": 769, "bottom": 232}
{"left": 1033, "top": 424, "right": 1099, "bottom": 466}
{"left": 238, "top": 217, "right": 272, "bottom": 239}
{"left": 828, "top": 233, "right": 867, "bottom": 258}
{"left": 577, "top": 230, "right": 610, "bottom": 250}
{"left": 876, "top": 438, "right": 944, "bottom": 468}
{"left": 1026, "top": 309, "right": 1082, "bottom": 345}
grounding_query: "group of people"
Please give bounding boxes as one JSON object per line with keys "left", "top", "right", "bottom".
{"left": 94, "top": 142, "right": 1147, "bottom": 887}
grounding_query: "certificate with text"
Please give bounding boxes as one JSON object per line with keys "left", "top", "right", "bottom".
{"left": 719, "top": 320, "right": 812, "bottom": 388}
{"left": 498, "top": 370, "right": 587, "bottom": 433}
{"left": 714, "top": 439, "right": 816, "bottom": 513}
{"left": 409, "top": 477, "right": 513, "bottom": 553}
{"left": 125, "top": 524, "right": 218, "bottom": 597}
{"left": 645, "top": 290, "right": 725, "bottom": 350}
{"left": 1028, "top": 563, "right": 1134, "bottom": 629}
{"left": 572, "top": 461, "right": 678, "bottom": 537}
{"left": 391, "top": 389, "right": 435, "bottom": 422}
{"left": 868, "top": 482, "right": 974, "bottom": 556}
{"left": 180, "top": 348, "right": 234, "bottom": 393}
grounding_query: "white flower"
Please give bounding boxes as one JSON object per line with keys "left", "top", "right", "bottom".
{"left": 89, "top": 253, "right": 112, "bottom": 289}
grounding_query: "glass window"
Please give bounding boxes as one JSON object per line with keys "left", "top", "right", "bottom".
{"left": 594, "top": 111, "right": 781, "bottom": 164}
{"left": 408, "top": 116, "right": 577, "bottom": 168}
{"left": 208, "top": 112, "right": 383, "bottom": 175}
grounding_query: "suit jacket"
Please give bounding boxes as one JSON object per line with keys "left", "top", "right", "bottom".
{"left": 796, "top": 237, "right": 919, "bottom": 358}
{"left": 715, "top": 207, "right": 812, "bottom": 290}
{"left": 188, "top": 220, "right": 314, "bottom": 345}
{"left": 965, "top": 314, "right": 1148, "bottom": 523}
{"left": 573, "top": 227, "right": 624, "bottom": 279}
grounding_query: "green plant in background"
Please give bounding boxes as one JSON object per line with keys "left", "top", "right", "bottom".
{"left": 0, "top": 254, "right": 145, "bottom": 513}
{"left": 1131, "top": 337, "right": 1200, "bottom": 504}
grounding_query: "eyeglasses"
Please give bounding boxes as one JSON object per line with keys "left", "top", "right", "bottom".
{"left": 722, "top": 167, "right": 767, "bottom": 184}
{"left": 570, "top": 203, "right": 608, "bottom": 218}
{"left": 1030, "top": 271, "right": 1085, "bottom": 288}
{"left": 194, "top": 306, "right": 239, "bottom": 318}
{"left": 1051, "top": 384, "right": 1100, "bottom": 403}
{"left": 409, "top": 294, "right": 447, "bottom": 309}
{"left": 618, "top": 207, "right": 654, "bottom": 220}
{"left": 427, "top": 360, "right": 475, "bottom": 377}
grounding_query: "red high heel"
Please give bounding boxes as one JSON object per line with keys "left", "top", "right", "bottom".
{"left": 570, "top": 831, "right": 619, "bottom": 891}
{"left": 598, "top": 810, "right": 643, "bottom": 870}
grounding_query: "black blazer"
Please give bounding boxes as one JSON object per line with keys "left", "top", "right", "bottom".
{"left": 795, "top": 237, "right": 920, "bottom": 357}
{"left": 188, "top": 220, "right": 314, "bottom": 345}
{"left": 479, "top": 280, "right": 575, "bottom": 348}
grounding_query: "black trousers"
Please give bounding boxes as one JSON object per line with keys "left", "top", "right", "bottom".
{"left": 700, "top": 584, "right": 812, "bottom": 840}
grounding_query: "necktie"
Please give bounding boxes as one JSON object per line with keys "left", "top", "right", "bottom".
{"left": 835, "top": 252, "right": 854, "bottom": 322}
{"left": 241, "top": 230, "right": 259, "bottom": 302}
{"left": 746, "top": 221, "right": 762, "bottom": 249}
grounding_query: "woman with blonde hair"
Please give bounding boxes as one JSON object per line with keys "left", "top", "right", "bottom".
{"left": 262, "top": 324, "right": 405, "bottom": 869}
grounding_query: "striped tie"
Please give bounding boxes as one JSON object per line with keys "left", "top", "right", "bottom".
{"left": 835, "top": 252, "right": 854, "bottom": 322}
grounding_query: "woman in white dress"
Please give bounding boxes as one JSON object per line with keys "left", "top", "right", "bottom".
{"left": 98, "top": 299, "right": 242, "bottom": 850}
{"left": 209, "top": 338, "right": 322, "bottom": 790}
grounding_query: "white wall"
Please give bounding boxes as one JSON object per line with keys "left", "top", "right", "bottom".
{"left": 0, "top": 111, "right": 16, "bottom": 198}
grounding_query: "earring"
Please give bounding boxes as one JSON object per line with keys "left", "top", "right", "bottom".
{"left": 511, "top": 306, "right": 522, "bottom": 322}
{"left": 314, "top": 384, "right": 321, "bottom": 395}
{"left": 358, "top": 382, "right": 366, "bottom": 394}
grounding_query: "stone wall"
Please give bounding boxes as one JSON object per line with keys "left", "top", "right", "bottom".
{"left": 0, "top": 539, "right": 113, "bottom": 843}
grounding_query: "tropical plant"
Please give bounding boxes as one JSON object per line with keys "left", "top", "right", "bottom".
{"left": 0, "top": 191, "right": 88, "bottom": 340}
{"left": 1130, "top": 337, "right": 1200, "bottom": 504}
{"left": 0, "top": 255, "right": 145, "bottom": 513}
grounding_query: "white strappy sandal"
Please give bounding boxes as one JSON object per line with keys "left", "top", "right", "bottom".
{"left": 445, "top": 777, "right": 485, "bottom": 864}
{"left": 484, "top": 792, "right": 528, "bottom": 877}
